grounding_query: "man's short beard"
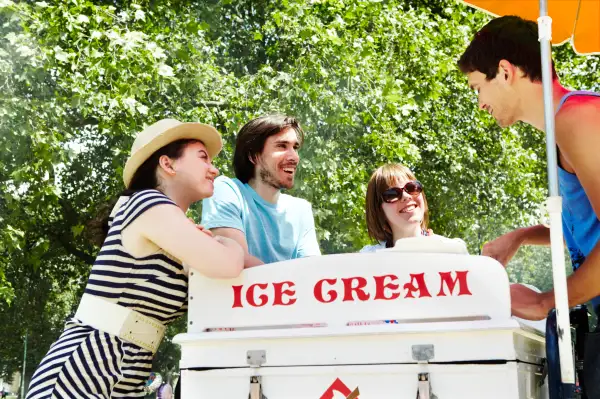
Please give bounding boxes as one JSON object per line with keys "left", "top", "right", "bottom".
{"left": 259, "top": 168, "right": 288, "bottom": 190}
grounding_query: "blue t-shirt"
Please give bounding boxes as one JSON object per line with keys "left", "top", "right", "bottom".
{"left": 556, "top": 91, "right": 600, "bottom": 310}
{"left": 201, "top": 176, "right": 321, "bottom": 264}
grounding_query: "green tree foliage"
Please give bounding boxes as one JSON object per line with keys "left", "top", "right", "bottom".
{"left": 1, "top": 0, "right": 598, "bottom": 385}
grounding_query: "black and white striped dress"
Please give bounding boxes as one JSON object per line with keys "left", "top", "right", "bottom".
{"left": 27, "top": 190, "right": 188, "bottom": 398}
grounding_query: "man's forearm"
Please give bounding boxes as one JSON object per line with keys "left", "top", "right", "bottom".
{"left": 519, "top": 224, "right": 551, "bottom": 246}
{"left": 542, "top": 242, "right": 600, "bottom": 311}
{"left": 483, "top": 224, "right": 551, "bottom": 266}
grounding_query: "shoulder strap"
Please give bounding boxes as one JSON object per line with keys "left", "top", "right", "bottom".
{"left": 116, "top": 190, "right": 178, "bottom": 230}
{"left": 556, "top": 90, "right": 600, "bottom": 114}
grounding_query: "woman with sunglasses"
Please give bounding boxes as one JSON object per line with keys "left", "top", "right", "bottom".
{"left": 360, "top": 163, "right": 432, "bottom": 253}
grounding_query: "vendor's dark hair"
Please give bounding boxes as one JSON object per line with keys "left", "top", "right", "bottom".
{"left": 233, "top": 114, "right": 304, "bottom": 183}
{"left": 458, "top": 15, "right": 557, "bottom": 82}
{"left": 87, "top": 138, "right": 198, "bottom": 247}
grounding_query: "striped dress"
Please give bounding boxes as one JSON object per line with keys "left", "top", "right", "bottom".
{"left": 27, "top": 190, "right": 188, "bottom": 398}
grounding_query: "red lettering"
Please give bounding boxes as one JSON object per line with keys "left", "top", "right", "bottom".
{"left": 403, "top": 273, "right": 432, "bottom": 298}
{"left": 342, "top": 277, "right": 370, "bottom": 301}
{"left": 272, "top": 281, "right": 297, "bottom": 306}
{"left": 374, "top": 274, "right": 400, "bottom": 300}
{"left": 438, "top": 271, "right": 472, "bottom": 296}
{"left": 314, "top": 278, "right": 338, "bottom": 303}
{"left": 232, "top": 285, "right": 244, "bottom": 308}
{"left": 246, "top": 283, "right": 269, "bottom": 307}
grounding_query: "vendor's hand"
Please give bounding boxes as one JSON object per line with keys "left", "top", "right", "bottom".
{"left": 482, "top": 229, "right": 524, "bottom": 267}
{"left": 510, "top": 283, "right": 552, "bottom": 321}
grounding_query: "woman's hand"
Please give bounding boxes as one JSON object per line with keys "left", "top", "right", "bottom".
{"left": 188, "top": 220, "right": 244, "bottom": 258}
{"left": 188, "top": 218, "right": 213, "bottom": 237}
{"left": 195, "top": 224, "right": 213, "bottom": 238}
{"left": 136, "top": 205, "right": 244, "bottom": 278}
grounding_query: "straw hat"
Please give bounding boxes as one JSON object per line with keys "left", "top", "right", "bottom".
{"left": 123, "top": 119, "right": 222, "bottom": 188}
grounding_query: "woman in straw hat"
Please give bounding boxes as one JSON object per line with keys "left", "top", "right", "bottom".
{"left": 26, "top": 119, "right": 244, "bottom": 398}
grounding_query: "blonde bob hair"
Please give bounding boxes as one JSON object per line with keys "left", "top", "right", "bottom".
{"left": 365, "top": 163, "right": 429, "bottom": 247}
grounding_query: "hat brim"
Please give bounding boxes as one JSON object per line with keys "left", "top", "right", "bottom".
{"left": 123, "top": 122, "right": 222, "bottom": 188}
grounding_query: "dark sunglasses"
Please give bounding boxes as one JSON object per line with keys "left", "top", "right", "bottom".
{"left": 381, "top": 181, "right": 423, "bottom": 203}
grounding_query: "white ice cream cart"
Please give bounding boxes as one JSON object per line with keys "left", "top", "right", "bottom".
{"left": 174, "top": 238, "right": 548, "bottom": 398}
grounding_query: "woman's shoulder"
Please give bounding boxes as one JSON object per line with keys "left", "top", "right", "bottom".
{"left": 113, "top": 189, "right": 178, "bottom": 229}
{"left": 124, "top": 189, "right": 177, "bottom": 210}
{"left": 129, "top": 188, "right": 170, "bottom": 201}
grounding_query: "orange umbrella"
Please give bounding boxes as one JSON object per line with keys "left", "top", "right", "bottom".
{"left": 460, "top": 0, "right": 600, "bottom": 54}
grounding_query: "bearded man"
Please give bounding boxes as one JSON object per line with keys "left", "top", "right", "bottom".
{"left": 201, "top": 114, "right": 321, "bottom": 267}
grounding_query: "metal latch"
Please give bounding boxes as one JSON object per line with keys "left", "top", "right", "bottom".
{"left": 248, "top": 376, "right": 268, "bottom": 399}
{"left": 416, "top": 373, "right": 437, "bottom": 399}
{"left": 537, "top": 358, "right": 548, "bottom": 387}
{"left": 247, "top": 350, "right": 267, "bottom": 399}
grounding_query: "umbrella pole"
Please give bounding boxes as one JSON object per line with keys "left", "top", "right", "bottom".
{"left": 538, "top": 0, "right": 576, "bottom": 388}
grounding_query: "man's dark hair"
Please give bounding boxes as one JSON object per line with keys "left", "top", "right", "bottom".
{"left": 233, "top": 114, "right": 305, "bottom": 183}
{"left": 458, "top": 15, "right": 557, "bottom": 82}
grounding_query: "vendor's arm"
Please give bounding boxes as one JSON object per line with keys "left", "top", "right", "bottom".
{"left": 512, "top": 104, "right": 600, "bottom": 319}
{"left": 482, "top": 225, "right": 550, "bottom": 266}
{"left": 512, "top": 245, "right": 600, "bottom": 320}
{"left": 201, "top": 177, "right": 265, "bottom": 268}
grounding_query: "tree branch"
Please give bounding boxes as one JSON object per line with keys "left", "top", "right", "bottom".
{"left": 54, "top": 234, "right": 95, "bottom": 265}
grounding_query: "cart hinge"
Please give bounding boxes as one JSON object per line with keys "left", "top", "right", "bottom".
{"left": 247, "top": 350, "right": 266, "bottom": 367}
{"left": 412, "top": 344, "right": 434, "bottom": 363}
{"left": 416, "top": 372, "right": 438, "bottom": 399}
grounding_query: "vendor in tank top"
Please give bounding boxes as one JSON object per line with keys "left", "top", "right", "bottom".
{"left": 459, "top": 15, "right": 600, "bottom": 322}
{"left": 459, "top": 16, "right": 600, "bottom": 397}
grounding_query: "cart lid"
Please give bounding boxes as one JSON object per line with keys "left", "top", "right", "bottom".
{"left": 187, "top": 241, "right": 514, "bottom": 334}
